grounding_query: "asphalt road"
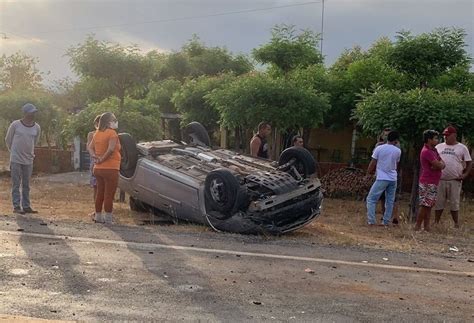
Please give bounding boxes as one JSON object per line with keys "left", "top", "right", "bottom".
{"left": 0, "top": 216, "right": 473, "bottom": 322}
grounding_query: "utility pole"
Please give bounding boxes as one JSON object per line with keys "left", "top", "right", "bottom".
{"left": 320, "top": 0, "right": 325, "bottom": 56}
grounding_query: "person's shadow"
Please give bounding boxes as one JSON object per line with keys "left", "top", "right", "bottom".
{"left": 16, "top": 215, "right": 94, "bottom": 295}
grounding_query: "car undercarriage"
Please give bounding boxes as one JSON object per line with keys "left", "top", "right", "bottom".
{"left": 118, "top": 123, "right": 323, "bottom": 234}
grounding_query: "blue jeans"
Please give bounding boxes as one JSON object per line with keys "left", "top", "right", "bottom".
{"left": 10, "top": 162, "right": 33, "bottom": 210}
{"left": 366, "top": 180, "right": 397, "bottom": 225}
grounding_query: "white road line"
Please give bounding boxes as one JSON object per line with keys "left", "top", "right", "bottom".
{"left": 1, "top": 230, "right": 472, "bottom": 277}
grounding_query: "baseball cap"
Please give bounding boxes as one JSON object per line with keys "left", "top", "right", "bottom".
{"left": 22, "top": 103, "right": 38, "bottom": 114}
{"left": 442, "top": 126, "right": 457, "bottom": 136}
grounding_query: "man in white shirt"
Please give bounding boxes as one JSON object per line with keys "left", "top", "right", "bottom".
{"left": 366, "top": 131, "right": 402, "bottom": 226}
{"left": 434, "top": 126, "right": 472, "bottom": 228}
{"left": 5, "top": 103, "right": 41, "bottom": 215}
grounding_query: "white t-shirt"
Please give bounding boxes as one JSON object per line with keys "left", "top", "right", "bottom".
{"left": 372, "top": 143, "right": 401, "bottom": 181}
{"left": 436, "top": 142, "right": 472, "bottom": 180}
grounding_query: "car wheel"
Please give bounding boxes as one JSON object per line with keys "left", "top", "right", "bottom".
{"left": 183, "top": 122, "right": 211, "bottom": 147}
{"left": 278, "top": 147, "right": 316, "bottom": 179}
{"left": 205, "top": 169, "right": 241, "bottom": 219}
{"left": 119, "top": 133, "right": 138, "bottom": 178}
{"left": 129, "top": 197, "right": 148, "bottom": 213}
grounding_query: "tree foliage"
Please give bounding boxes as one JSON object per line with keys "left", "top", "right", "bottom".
{"left": 152, "top": 52, "right": 193, "bottom": 82}
{"left": 48, "top": 76, "right": 117, "bottom": 113}
{"left": 253, "top": 24, "right": 322, "bottom": 74}
{"left": 430, "top": 65, "right": 474, "bottom": 92}
{"left": 172, "top": 74, "right": 234, "bottom": 132}
{"left": 0, "top": 90, "right": 66, "bottom": 148}
{"left": 355, "top": 88, "right": 474, "bottom": 146}
{"left": 183, "top": 35, "right": 253, "bottom": 77}
{"left": 147, "top": 78, "right": 182, "bottom": 114}
{"left": 207, "top": 72, "right": 330, "bottom": 131}
{"left": 0, "top": 52, "right": 44, "bottom": 92}
{"left": 288, "top": 64, "right": 329, "bottom": 93}
{"left": 355, "top": 27, "right": 472, "bottom": 143}
{"left": 326, "top": 41, "right": 408, "bottom": 129}
{"left": 67, "top": 35, "right": 153, "bottom": 109}
{"left": 150, "top": 36, "right": 253, "bottom": 81}
{"left": 355, "top": 27, "right": 472, "bottom": 218}
{"left": 66, "top": 96, "right": 161, "bottom": 142}
{"left": 387, "top": 28, "right": 470, "bottom": 86}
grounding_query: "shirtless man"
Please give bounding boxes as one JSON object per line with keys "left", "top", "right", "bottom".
{"left": 250, "top": 122, "right": 271, "bottom": 159}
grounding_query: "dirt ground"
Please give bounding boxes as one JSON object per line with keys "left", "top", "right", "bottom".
{"left": 0, "top": 172, "right": 472, "bottom": 257}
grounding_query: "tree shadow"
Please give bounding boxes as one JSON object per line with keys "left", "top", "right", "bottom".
{"left": 105, "top": 223, "right": 248, "bottom": 321}
{"left": 15, "top": 215, "right": 94, "bottom": 295}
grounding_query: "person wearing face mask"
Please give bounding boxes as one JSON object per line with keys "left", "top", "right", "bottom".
{"left": 5, "top": 103, "right": 41, "bottom": 215}
{"left": 88, "top": 112, "right": 121, "bottom": 224}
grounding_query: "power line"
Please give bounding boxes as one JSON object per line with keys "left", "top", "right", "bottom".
{"left": 24, "top": 1, "right": 322, "bottom": 35}
{"left": 2, "top": 1, "right": 324, "bottom": 55}
{"left": 1, "top": 30, "right": 67, "bottom": 51}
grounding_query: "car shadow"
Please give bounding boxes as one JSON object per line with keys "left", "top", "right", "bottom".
{"left": 104, "top": 222, "right": 249, "bottom": 321}
{"left": 15, "top": 215, "right": 94, "bottom": 295}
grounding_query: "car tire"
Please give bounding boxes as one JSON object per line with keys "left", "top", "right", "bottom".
{"left": 119, "top": 133, "right": 138, "bottom": 178}
{"left": 183, "top": 122, "right": 211, "bottom": 147}
{"left": 129, "top": 197, "right": 148, "bottom": 213}
{"left": 278, "top": 147, "right": 316, "bottom": 178}
{"left": 205, "top": 169, "right": 241, "bottom": 219}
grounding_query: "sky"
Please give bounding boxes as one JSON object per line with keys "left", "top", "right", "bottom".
{"left": 1, "top": 0, "right": 473, "bottom": 84}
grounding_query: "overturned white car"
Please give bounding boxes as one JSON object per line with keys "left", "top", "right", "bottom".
{"left": 118, "top": 122, "right": 323, "bottom": 234}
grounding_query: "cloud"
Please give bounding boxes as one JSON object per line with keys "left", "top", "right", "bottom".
{"left": 1, "top": 0, "right": 471, "bottom": 80}
{"left": 0, "top": 35, "right": 46, "bottom": 51}
{"left": 101, "top": 29, "right": 170, "bottom": 54}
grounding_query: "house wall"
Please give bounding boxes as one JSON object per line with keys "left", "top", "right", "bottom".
{"left": 307, "top": 127, "right": 375, "bottom": 164}
{"left": 33, "top": 148, "right": 74, "bottom": 174}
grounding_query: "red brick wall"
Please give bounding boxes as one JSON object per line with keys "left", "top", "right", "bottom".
{"left": 33, "top": 148, "right": 73, "bottom": 174}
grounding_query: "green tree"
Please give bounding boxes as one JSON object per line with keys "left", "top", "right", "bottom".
{"left": 149, "top": 36, "right": 253, "bottom": 82}
{"left": 356, "top": 88, "right": 474, "bottom": 144}
{"left": 172, "top": 74, "right": 235, "bottom": 133}
{"left": 208, "top": 72, "right": 330, "bottom": 155}
{"left": 355, "top": 27, "right": 472, "bottom": 219}
{"left": 207, "top": 72, "right": 330, "bottom": 135}
{"left": 355, "top": 88, "right": 474, "bottom": 218}
{"left": 66, "top": 96, "right": 161, "bottom": 142}
{"left": 0, "top": 90, "right": 66, "bottom": 148}
{"left": 183, "top": 35, "right": 253, "bottom": 77}
{"left": 430, "top": 65, "right": 474, "bottom": 92}
{"left": 288, "top": 64, "right": 329, "bottom": 93}
{"left": 153, "top": 52, "right": 193, "bottom": 82}
{"left": 327, "top": 40, "right": 408, "bottom": 130}
{"left": 147, "top": 78, "right": 182, "bottom": 114}
{"left": 253, "top": 24, "right": 322, "bottom": 75}
{"left": 0, "top": 52, "right": 44, "bottom": 92}
{"left": 387, "top": 28, "right": 470, "bottom": 88}
{"left": 67, "top": 35, "right": 153, "bottom": 109}
{"left": 48, "top": 77, "right": 115, "bottom": 112}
